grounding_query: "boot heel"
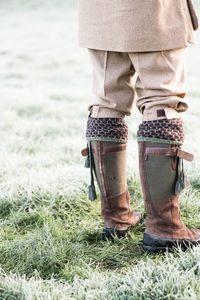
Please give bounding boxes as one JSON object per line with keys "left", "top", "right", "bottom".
{"left": 143, "top": 233, "right": 172, "bottom": 253}
{"left": 102, "top": 227, "right": 129, "bottom": 241}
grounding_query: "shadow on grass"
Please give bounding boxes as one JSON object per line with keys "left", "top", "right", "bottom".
{"left": 0, "top": 288, "right": 25, "bottom": 300}
{"left": 190, "top": 180, "right": 200, "bottom": 191}
{"left": 0, "top": 189, "right": 165, "bottom": 281}
{"left": 71, "top": 221, "right": 149, "bottom": 271}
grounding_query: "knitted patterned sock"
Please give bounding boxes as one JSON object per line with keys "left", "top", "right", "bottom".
{"left": 137, "top": 118, "right": 184, "bottom": 145}
{"left": 86, "top": 117, "right": 128, "bottom": 143}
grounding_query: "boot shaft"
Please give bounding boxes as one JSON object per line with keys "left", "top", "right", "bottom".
{"left": 138, "top": 140, "right": 197, "bottom": 240}
{"left": 91, "top": 140, "right": 137, "bottom": 228}
{"left": 83, "top": 116, "right": 140, "bottom": 228}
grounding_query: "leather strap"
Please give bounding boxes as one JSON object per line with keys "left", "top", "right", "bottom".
{"left": 145, "top": 147, "right": 194, "bottom": 162}
{"left": 104, "top": 144, "right": 126, "bottom": 153}
{"left": 177, "top": 149, "right": 194, "bottom": 162}
{"left": 81, "top": 144, "right": 126, "bottom": 156}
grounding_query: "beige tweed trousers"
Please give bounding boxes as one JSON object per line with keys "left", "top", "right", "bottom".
{"left": 88, "top": 48, "right": 187, "bottom": 121}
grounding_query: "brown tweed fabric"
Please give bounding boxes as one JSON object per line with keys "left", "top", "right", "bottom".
{"left": 137, "top": 118, "right": 184, "bottom": 144}
{"left": 86, "top": 117, "right": 128, "bottom": 143}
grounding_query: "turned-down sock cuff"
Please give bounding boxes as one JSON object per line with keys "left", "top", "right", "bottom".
{"left": 137, "top": 118, "right": 184, "bottom": 145}
{"left": 86, "top": 117, "right": 128, "bottom": 143}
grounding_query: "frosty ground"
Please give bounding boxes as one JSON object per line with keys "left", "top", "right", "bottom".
{"left": 0, "top": 0, "right": 200, "bottom": 299}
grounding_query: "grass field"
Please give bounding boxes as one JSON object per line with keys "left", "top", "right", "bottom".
{"left": 0, "top": 0, "right": 200, "bottom": 299}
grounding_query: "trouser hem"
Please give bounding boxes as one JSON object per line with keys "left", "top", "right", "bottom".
{"left": 142, "top": 107, "right": 182, "bottom": 121}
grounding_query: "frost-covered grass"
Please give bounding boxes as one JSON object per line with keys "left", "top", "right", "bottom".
{"left": 1, "top": 247, "right": 200, "bottom": 300}
{"left": 0, "top": 0, "right": 199, "bottom": 299}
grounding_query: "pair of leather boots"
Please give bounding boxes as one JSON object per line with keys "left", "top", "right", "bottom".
{"left": 82, "top": 139, "right": 200, "bottom": 252}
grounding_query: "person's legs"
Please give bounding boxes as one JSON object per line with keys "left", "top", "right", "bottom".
{"left": 129, "top": 48, "right": 200, "bottom": 251}
{"left": 88, "top": 49, "right": 136, "bottom": 118}
{"left": 83, "top": 50, "right": 141, "bottom": 239}
{"left": 130, "top": 47, "right": 187, "bottom": 121}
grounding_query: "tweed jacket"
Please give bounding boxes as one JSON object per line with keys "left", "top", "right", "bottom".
{"left": 78, "top": 0, "right": 198, "bottom": 52}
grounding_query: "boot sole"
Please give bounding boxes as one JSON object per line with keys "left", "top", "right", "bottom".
{"left": 143, "top": 233, "right": 200, "bottom": 253}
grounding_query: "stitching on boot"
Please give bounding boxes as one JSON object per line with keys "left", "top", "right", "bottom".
{"left": 96, "top": 141, "right": 107, "bottom": 199}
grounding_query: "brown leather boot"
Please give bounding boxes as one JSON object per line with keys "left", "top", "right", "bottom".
{"left": 83, "top": 140, "right": 142, "bottom": 240}
{"left": 138, "top": 141, "right": 200, "bottom": 252}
